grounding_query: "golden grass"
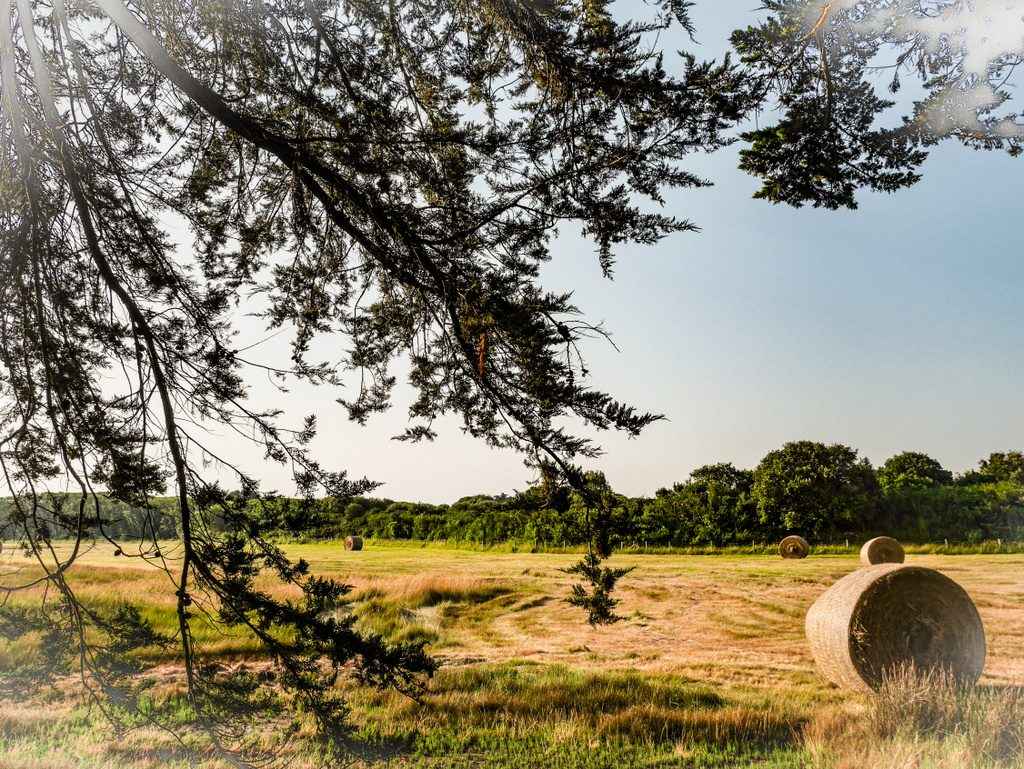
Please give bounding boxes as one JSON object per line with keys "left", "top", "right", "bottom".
{"left": 4, "top": 543, "right": 1024, "bottom": 767}
{"left": 8, "top": 543, "right": 1023, "bottom": 688}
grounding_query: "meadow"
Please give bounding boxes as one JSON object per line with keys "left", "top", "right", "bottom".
{"left": 2, "top": 543, "right": 1023, "bottom": 768}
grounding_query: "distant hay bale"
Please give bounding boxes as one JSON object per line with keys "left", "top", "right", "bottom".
{"left": 860, "top": 536, "right": 905, "bottom": 566}
{"left": 805, "top": 564, "right": 986, "bottom": 693}
{"left": 344, "top": 536, "right": 363, "bottom": 551}
{"left": 779, "top": 535, "right": 809, "bottom": 559}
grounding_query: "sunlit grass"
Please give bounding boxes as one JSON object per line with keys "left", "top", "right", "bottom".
{"left": 3, "top": 544, "right": 1024, "bottom": 767}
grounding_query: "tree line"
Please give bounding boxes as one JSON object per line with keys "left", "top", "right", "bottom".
{"left": 9, "top": 444, "right": 1022, "bottom": 548}
{"left": 295, "top": 444, "right": 1024, "bottom": 546}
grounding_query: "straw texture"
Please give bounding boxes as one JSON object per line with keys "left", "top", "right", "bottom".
{"left": 860, "top": 536, "right": 905, "bottom": 566}
{"left": 344, "top": 536, "right": 363, "bottom": 551}
{"left": 805, "top": 564, "right": 986, "bottom": 693}
{"left": 779, "top": 535, "right": 809, "bottom": 559}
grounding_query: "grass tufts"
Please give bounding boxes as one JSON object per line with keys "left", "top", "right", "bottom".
{"left": 870, "top": 664, "right": 1024, "bottom": 764}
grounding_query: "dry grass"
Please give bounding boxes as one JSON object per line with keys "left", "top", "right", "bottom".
{"left": 3, "top": 543, "right": 1024, "bottom": 767}
{"left": 803, "top": 664, "right": 1024, "bottom": 768}
{"left": 7, "top": 543, "right": 1023, "bottom": 684}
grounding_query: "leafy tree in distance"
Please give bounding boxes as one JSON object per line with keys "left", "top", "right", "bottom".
{"left": 955, "top": 452, "right": 1024, "bottom": 486}
{"left": 753, "top": 440, "right": 879, "bottom": 537}
{"left": 978, "top": 452, "right": 1024, "bottom": 484}
{"left": 646, "top": 463, "right": 759, "bottom": 545}
{"left": 685, "top": 463, "right": 760, "bottom": 543}
{"left": 0, "top": 0, "right": 756, "bottom": 760}
{"left": 877, "top": 451, "right": 954, "bottom": 491}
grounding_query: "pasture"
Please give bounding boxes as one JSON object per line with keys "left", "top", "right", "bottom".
{"left": 2, "top": 544, "right": 1023, "bottom": 768}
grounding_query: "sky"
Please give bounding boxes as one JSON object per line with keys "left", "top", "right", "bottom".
{"left": 212, "top": 1, "right": 1024, "bottom": 504}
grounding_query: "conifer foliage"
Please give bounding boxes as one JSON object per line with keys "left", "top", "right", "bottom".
{"left": 732, "top": 0, "right": 1024, "bottom": 209}
{"left": 0, "top": 0, "right": 754, "bottom": 759}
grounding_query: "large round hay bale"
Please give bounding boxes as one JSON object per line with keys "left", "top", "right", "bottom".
{"left": 779, "top": 535, "right": 809, "bottom": 559}
{"left": 860, "top": 536, "right": 905, "bottom": 566}
{"left": 805, "top": 564, "right": 986, "bottom": 693}
{"left": 344, "top": 535, "right": 363, "bottom": 551}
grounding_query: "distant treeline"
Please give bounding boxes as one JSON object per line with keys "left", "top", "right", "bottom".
{"left": 5, "top": 444, "right": 1024, "bottom": 547}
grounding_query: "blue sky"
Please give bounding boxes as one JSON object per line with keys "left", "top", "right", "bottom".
{"left": 219, "top": 2, "right": 1024, "bottom": 503}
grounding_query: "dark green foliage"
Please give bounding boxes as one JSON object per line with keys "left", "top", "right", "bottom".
{"left": 561, "top": 549, "right": 635, "bottom": 627}
{"left": 955, "top": 452, "right": 1024, "bottom": 487}
{"left": 14, "top": 447, "right": 1024, "bottom": 552}
{"left": 979, "top": 452, "right": 1024, "bottom": 484}
{"left": 218, "top": 444, "right": 1024, "bottom": 547}
{"left": 731, "top": 1, "right": 928, "bottom": 209}
{"left": 877, "top": 452, "right": 954, "bottom": 492}
{"left": 731, "top": 0, "right": 1021, "bottom": 209}
{"left": 753, "top": 441, "right": 879, "bottom": 537}
{"left": 555, "top": 471, "right": 635, "bottom": 625}
{"left": 643, "top": 463, "right": 761, "bottom": 546}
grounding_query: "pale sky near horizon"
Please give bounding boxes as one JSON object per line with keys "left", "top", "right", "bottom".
{"left": 211, "top": 1, "right": 1024, "bottom": 504}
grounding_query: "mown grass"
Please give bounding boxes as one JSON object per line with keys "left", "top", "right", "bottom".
{"left": 2, "top": 544, "right": 1023, "bottom": 767}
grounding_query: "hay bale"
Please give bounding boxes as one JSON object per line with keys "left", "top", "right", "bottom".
{"left": 860, "top": 536, "right": 905, "bottom": 566}
{"left": 805, "top": 564, "right": 986, "bottom": 693}
{"left": 779, "top": 535, "right": 809, "bottom": 559}
{"left": 344, "top": 536, "right": 363, "bottom": 552}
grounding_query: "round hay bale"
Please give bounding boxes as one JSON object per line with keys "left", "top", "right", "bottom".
{"left": 779, "top": 535, "right": 809, "bottom": 559}
{"left": 805, "top": 564, "right": 986, "bottom": 693}
{"left": 860, "top": 536, "right": 905, "bottom": 566}
{"left": 344, "top": 536, "right": 363, "bottom": 552}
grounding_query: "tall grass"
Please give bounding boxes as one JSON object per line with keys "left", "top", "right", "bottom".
{"left": 803, "top": 664, "right": 1024, "bottom": 769}
{"left": 350, "top": 662, "right": 808, "bottom": 767}
{"left": 870, "top": 664, "right": 1024, "bottom": 765}
{"left": 345, "top": 573, "right": 515, "bottom": 608}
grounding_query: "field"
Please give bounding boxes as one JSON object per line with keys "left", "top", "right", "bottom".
{"left": 2, "top": 544, "right": 1024, "bottom": 768}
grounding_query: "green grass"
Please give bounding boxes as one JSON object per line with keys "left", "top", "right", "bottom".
{"left": 356, "top": 727, "right": 816, "bottom": 769}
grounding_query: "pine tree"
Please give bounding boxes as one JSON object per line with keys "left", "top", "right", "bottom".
{"left": 0, "top": 0, "right": 754, "bottom": 760}
{"left": 732, "top": 0, "right": 1023, "bottom": 209}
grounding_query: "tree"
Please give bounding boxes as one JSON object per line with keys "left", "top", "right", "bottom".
{"left": 1, "top": 0, "right": 755, "bottom": 761}
{"left": 732, "top": 0, "right": 1024, "bottom": 209}
{"left": 978, "top": 451, "right": 1024, "bottom": 484}
{"left": 753, "top": 440, "right": 879, "bottom": 536}
{"left": 877, "top": 451, "right": 953, "bottom": 491}
{"left": 647, "top": 463, "right": 759, "bottom": 545}
{"left": 955, "top": 451, "right": 1024, "bottom": 486}
{"left": 560, "top": 471, "right": 634, "bottom": 626}
{"left": 685, "top": 463, "right": 759, "bottom": 543}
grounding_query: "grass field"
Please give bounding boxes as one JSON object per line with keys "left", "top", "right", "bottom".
{"left": 2, "top": 543, "right": 1023, "bottom": 768}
